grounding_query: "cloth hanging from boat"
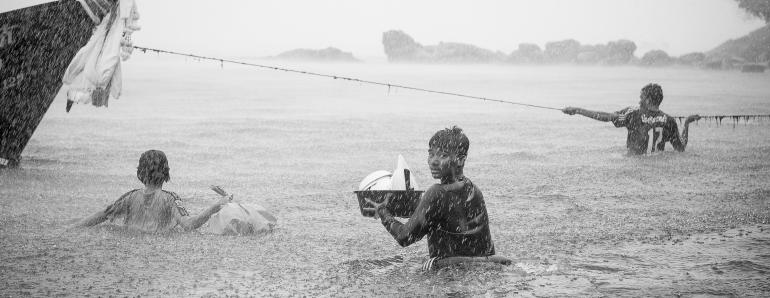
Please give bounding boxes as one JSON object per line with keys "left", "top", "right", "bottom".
{"left": 63, "top": 0, "right": 140, "bottom": 112}
{"left": 76, "top": 0, "right": 118, "bottom": 24}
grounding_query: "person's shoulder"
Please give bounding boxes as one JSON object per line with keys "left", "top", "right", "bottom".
{"left": 161, "top": 190, "right": 189, "bottom": 216}
{"left": 105, "top": 189, "right": 141, "bottom": 215}
{"left": 659, "top": 111, "right": 678, "bottom": 124}
{"left": 618, "top": 106, "right": 639, "bottom": 114}
{"left": 464, "top": 178, "right": 484, "bottom": 197}
{"left": 614, "top": 107, "right": 639, "bottom": 127}
{"left": 425, "top": 184, "right": 444, "bottom": 194}
{"left": 161, "top": 190, "right": 182, "bottom": 200}
{"left": 423, "top": 184, "right": 447, "bottom": 201}
{"left": 118, "top": 189, "right": 141, "bottom": 200}
{"left": 467, "top": 178, "right": 481, "bottom": 190}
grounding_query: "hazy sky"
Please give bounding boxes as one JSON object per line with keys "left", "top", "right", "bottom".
{"left": 3, "top": 0, "right": 766, "bottom": 59}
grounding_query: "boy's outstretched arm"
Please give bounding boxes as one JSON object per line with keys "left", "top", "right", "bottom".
{"left": 73, "top": 190, "right": 134, "bottom": 228}
{"left": 180, "top": 196, "right": 230, "bottom": 231}
{"left": 563, "top": 107, "right": 619, "bottom": 122}
{"left": 670, "top": 115, "right": 700, "bottom": 152}
{"left": 372, "top": 186, "right": 441, "bottom": 247}
{"left": 74, "top": 210, "right": 109, "bottom": 228}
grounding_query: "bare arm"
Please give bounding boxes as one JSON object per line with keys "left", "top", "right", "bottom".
{"left": 73, "top": 210, "right": 109, "bottom": 228}
{"left": 373, "top": 187, "right": 442, "bottom": 247}
{"left": 563, "top": 107, "right": 618, "bottom": 122}
{"left": 179, "top": 196, "right": 230, "bottom": 231}
{"left": 671, "top": 115, "right": 700, "bottom": 152}
{"left": 72, "top": 190, "right": 135, "bottom": 229}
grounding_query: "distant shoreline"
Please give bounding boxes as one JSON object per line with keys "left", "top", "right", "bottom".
{"left": 217, "top": 56, "right": 770, "bottom": 74}
{"left": 251, "top": 27, "right": 769, "bottom": 73}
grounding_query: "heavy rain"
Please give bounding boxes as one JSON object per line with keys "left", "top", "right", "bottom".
{"left": 1, "top": 0, "right": 770, "bottom": 296}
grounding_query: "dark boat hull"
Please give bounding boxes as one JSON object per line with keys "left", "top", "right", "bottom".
{"left": 0, "top": 1, "right": 95, "bottom": 167}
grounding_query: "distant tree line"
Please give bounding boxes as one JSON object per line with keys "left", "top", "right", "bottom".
{"left": 735, "top": 0, "right": 770, "bottom": 23}
{"left": 382, "top": 30, "right": 709, "bottom": 67}
{"left": 377, "top": 1, "right": 770, "bottom": 68}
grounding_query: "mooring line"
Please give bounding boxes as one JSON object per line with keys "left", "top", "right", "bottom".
{"left": 133, "top": 45, "right": 770, "bottom": 122}
{"left": 132, "top": 46, "right": 561, "bottom": 111}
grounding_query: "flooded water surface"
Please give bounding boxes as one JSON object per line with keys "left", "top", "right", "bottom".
{"left": 1, "top": 56, "right": 769, "bottom": 296}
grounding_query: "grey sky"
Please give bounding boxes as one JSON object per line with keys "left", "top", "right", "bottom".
{"left": 3, "top": 0, "right": 766, "bottom": 58}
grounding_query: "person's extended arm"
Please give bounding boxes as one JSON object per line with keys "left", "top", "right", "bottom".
{"left": 179, "top": 196, "right": 230, "bottom": 231}
{"left": 562, "top": 107, "right": 619, "bottom": 122}
{"left": 74, "top": 210, "right": 109, "bottom": 228}
{"left": 670, "top": 115, "right": 700, "bottom": 152}
{"left": 73, "top": 190, "right": 134, "bottom": 228}
{"left": 375, "top": 186, "right": 441, "bottom": 247}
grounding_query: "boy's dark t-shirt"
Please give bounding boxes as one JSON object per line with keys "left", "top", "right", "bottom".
{"left": 380, "top": 178, "right": 495, "bottom": 259}
{"left": 612, "top": 106, "right": 685, "bottom": 154}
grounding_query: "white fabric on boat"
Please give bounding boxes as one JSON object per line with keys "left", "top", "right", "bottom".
{"left": 63, "top": 0, "right": 140, "bottom": 108}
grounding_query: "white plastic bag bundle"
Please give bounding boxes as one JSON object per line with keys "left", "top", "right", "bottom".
{"left": 207, "top": 186, "right": 276, "bottom": 235}
{"left": 208, "top": 202, "right": 277, "bottom": 236}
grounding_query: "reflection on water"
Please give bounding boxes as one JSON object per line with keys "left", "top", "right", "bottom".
{"left": 1, "top": 57, "right": 769, "bottom": 296}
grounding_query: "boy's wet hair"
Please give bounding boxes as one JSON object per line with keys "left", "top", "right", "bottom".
{"left": 136, "top": 150, "right": 171, "bottom": 186}
{"left": 641, "top": 83, "right": 663, "bottom": 106}
{"left": 429, "top": 126, "right": 469, "bottom": 157}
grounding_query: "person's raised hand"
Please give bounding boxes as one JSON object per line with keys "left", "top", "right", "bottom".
{"left": 215, "top": 194, "right": 233, "bottom": 207}
{"left": 685, "top": 114, "right": 701, "bottom": 123}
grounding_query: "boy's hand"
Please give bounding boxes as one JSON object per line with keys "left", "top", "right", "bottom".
{"left": 685, "top": 114, "right": 701, "bottom": 123}
{"left": 562, "top": 107, "right": 579, "bottom": 115}
{"left": 364, "top": 194, "right": 392, "bottom": 219}
{"left": 216, "top": 194, "right": 233, "bottom": 207}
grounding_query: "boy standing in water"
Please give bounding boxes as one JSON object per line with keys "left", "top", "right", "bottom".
{"left": 562, "top": 83, "right": 701, "bottom": 155}
{"left": 369, "top": 126, "right": 502, "bottom": 270}
{"left": 75, "top": 150, "right": 230, "bottom": 232}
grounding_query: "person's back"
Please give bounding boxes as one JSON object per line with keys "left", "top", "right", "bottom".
{"left": 562, "top": 83, "right": 700, "bottom": 155}
{"left": 103, "top": 188, "right": 189, "bottom": 233}
{"left": 75, "top": 150, "right": 230, "bottom": 232}
{"left": 613, "top": 107, "right": 683, "bottom": 154}
{"left": 423, "top": 178, "right": 494, "bottom": 258}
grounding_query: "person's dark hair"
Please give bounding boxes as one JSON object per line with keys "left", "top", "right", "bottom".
{"left": 641, "top": 83, "right": 663, "bottom": 106}
{"left": 429, "top": 126, "right": 469, "bottom": 158}
{"left": 136, "top": 150, "right": 170, "bottom": 186}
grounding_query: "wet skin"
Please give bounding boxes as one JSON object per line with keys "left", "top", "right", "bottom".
{"left": 428, "top": 147, "right": 465, "bottom": 185}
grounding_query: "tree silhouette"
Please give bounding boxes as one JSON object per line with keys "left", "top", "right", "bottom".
{"left": 735, "top": 0, "right": 770, "bottom": 23}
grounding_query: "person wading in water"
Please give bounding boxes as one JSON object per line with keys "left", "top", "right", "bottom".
{"left": 367, "top": 126, "right": 509, "bottom": 270}
{"left": 563, "top": 83, "right": 701, "bottom": 155}
{"left": 75, "top": 150, "right": 230, "bottom": 232}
